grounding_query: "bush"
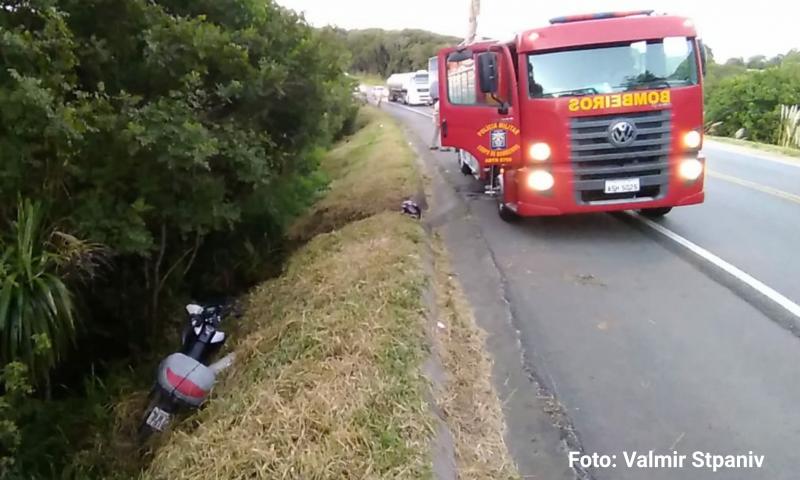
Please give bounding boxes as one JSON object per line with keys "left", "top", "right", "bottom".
{"left": 705, "top": 63, "right": 800, "bottom": 143}
{"left": 0, "top": 200, "right": 101, "bottom": 387}
{"left": 0, "top": 0, "right": 357, "bottom": 475}
{"left": 0, "top": 0, "right": 356, "bottom": 354}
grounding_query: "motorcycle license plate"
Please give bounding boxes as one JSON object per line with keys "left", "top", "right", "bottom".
{"left": 145, "top": 406, "right": 172, "bottom": 432}
{"left": 604, "top": 178, "right": 640, "bottom": 194}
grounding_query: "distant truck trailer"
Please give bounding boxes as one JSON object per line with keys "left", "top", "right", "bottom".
{"left": 427, "top": 56, "right": 439, "bottom": 105}
{"left": 387, "top": 70, "right": 431, "bottom": 106}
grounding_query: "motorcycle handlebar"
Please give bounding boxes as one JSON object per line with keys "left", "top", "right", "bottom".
{"left": 188, "top": 300, "right": 244, "bottom": 326}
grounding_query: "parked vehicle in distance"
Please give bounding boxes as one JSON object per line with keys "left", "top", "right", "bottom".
{"left": 387, "top": 70, "right": 431, "bottom": 105}
{"left": 427, "top": 56, "right": 439, "bottom": 105}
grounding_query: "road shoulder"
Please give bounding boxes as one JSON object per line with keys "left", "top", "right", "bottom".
{"left": 398, "top": 104, "right": 580, "bottom": 480}
{"left": 705, "top": 138, "right": 800, "bottom": 167}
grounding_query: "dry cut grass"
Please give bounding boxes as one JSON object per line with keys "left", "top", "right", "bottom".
{"left": 143, "top": 106, "right": 433, "bottom": 479}
{"left": 143, "top": 213, "right": 433, "bottom": 479}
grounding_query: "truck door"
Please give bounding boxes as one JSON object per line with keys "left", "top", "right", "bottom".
{"left": 438, "top": 44, "right": 521, "bottom": 177}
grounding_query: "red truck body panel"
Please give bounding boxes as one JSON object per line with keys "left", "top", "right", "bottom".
{"left": 517, "top": 15, "right": 697, "bottom": 53}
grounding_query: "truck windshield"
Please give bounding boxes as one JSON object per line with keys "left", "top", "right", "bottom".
{"left": 415, "top": 74, "right": 429, "bottom": 85}
{"left": 527, "top": 37, "right": 698, "bottom": 98}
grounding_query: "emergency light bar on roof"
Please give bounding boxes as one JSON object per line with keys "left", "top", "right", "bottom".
{"left": 549, "top": 10, "right": 655, "bottom": 24}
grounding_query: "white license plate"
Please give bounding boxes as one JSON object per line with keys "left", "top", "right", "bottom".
{"left": 145, "top": 406, "right": 172, "bottom": 432}
{"left": 604, "top": 178, "right": 640, "bottom": 194}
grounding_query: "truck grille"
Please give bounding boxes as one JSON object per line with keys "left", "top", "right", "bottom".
{"left": 569, "top": 109, "right": 671, "bottom": 204}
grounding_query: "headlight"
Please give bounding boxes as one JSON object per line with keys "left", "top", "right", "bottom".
{"left": 526, "top": 170, "right": 554, "bottom": 191}
{"left": 683, "top": 131, "right": 702, "bottom": 149}
{"left": 679, "top": 158, "right": 704, "bottom": 181}
{"left": 529, "top": 142, "right": 551, "bottom": 161}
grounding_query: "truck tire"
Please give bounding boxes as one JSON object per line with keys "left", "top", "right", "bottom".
{"left": 496, "top": 174, "right": 520, "bottom": 222}
{"left": 458, "top": 151, "right": 472, "bottom": 175}
{"left": 640, "top": 207, "right": 672, "bottom": 218}
{"left": 498, "top": 201, "right": 520, "bottom": 222}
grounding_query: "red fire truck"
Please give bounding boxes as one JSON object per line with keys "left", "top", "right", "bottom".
{"left": 437, "top": 10, "right": 707, "bottom": 221}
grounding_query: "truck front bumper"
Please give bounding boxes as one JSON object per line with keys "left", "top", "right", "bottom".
{"left": 509, "top": 156, "right": 706, "bottom": 217}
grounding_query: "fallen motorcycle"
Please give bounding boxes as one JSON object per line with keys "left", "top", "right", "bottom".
{"left": 138, "top": 302, "right": 237, "bottom": 441}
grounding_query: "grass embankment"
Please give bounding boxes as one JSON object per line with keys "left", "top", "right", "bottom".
{"left": 289, "top": 107, "right": 417, "bottom": 242}
{"left": 143, "top": 106, "right": 518, "bottom": 479}
{"left": 707, "top": 135, "right": 800, "bottom": 160}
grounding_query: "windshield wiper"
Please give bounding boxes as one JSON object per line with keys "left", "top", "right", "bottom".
{"left": 542, "top": 87, "right": 598, "bottom": 98}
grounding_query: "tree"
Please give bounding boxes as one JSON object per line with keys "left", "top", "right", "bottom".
{"left": 746, "top": 54, "right": 767, "bottom": 69}
{"left": 765, "top": 54, "right": 785, "bottom": 68}
{"left": 0, "top": 0, "right": 357, "bottom": 373}
{"left": 703, "top": 44, "right": 716, "bottom": 64}
{"left": 0, "top": 1, "right": 358, "bottom": 475}
{"left": 342, "top": 28, "right": 459, "bottom": 77}
{"left": 783, "top": 49, "right": 800, "bottom": 65}
{"left": 706, "top": 65, "right": 800, "bottom": 143}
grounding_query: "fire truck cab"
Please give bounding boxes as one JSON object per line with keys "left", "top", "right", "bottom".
{"left": 437, "top": 11, "right": 707, "bottom": 221}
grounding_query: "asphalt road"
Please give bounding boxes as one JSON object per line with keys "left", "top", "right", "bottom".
{"left": 383, "top": 102, "right": 800, "bottom": 480}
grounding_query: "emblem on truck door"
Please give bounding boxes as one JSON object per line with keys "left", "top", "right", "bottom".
{"left": 490, "top": 129, "right": 507, "bottom": 150}
{"left": 608, "top": 120, "right": 637, "bottom": 147}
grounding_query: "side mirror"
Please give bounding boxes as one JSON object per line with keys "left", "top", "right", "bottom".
{"left": 478, "top": 52, "right": 498, "bottom": 94}
{"left": 430, "top": 79, "right": 439, "bottom": 101}
{"left": 447, "top": 49, "right": 473, "bottom": 63}
{"left": 698, "top": 39, "right": 708, "bottom": 76}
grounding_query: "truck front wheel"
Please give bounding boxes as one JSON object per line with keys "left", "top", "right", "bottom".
{"left": 640, "top": 207, "right": 672, "bottom": 218}
{"left": 458, "top": 151, "right": 472, "bottom": 175}
{"left": 498, "top": 201, "right": 520, "bottom": 222}
{"left": 497, "top": 173, "right": 520, "bottom": 222}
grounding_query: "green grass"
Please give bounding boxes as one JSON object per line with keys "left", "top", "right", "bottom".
{"left": 707, "top": 135, "right": 800, "bottom": 160}
{"left": 142, "top": 107, "right": 433, "bottom": 479}
{"left": 289, "top": 106, "right": 419, "bottom": 243}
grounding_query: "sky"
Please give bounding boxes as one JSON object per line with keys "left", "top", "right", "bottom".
{"left": 275, "top": 0, "right": 799, "bottom": 62}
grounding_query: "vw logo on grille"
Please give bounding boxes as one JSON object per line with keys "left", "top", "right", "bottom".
{"left": 608, "top": 120, "right": 637, "bottom": 147}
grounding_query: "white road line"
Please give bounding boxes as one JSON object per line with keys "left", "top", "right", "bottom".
{"left": 630, "top": 212, "right": 800, "bottom": 320}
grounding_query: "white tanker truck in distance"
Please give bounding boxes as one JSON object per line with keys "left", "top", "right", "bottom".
{"left": 427, "top": 56, "right": 438, "bottom": 105}
{"left": 387, "top": 70, "right": 431, "bottom": 105}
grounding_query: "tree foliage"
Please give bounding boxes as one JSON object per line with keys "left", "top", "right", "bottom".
{"left": 705, "top": 52, "right": 800, "bottom": 143}
{"left": 328, "top": 28, "right": 459, "bottom": 78}
{"left": 1, "top": 0, "right": 357, "bottom": 366}
{"left": 1, "top": 0, "right": 357, "bottom": 475}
